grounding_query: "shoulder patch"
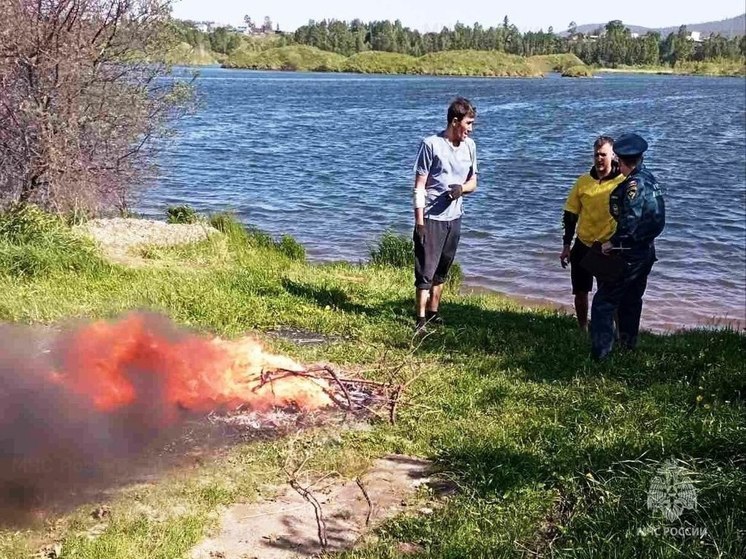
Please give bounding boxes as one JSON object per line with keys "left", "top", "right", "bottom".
{"left": 627, "top": 180, "right": 639, "bottom": 200}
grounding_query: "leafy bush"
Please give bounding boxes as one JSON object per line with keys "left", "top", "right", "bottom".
{"left": 0, "top": 204, "right": 108, "bottom": 277}
{"left": 276, "top": 235, "right": 306, "bottom": 261}
{"left": 369, "top": 230, "right": 463, "bottom": 291}
{"left": 370, "top": 230, "right": 413, "bottom": 268}
{"left": 166, "top": 205, "right": 199, "bottom": 224}
{"left": 562, "top": 65, "right": 594, "bottom": 77}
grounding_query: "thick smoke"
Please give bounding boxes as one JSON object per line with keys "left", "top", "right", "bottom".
{"left": 0, "top": 316, "right": 194, "bottom": 518}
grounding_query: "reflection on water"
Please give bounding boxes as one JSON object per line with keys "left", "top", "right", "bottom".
{"left": 141, "top": 69, "right": 746, "bottom": 331}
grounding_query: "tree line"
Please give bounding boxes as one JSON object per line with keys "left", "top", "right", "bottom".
{"left": 172, "top": 17, "right": 745, "bottom": 66}
{"left": 290, "top": 18, "right": 745, "bottom": 66}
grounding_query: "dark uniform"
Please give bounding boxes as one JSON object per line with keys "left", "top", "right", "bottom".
{"left": 590, "top": 134, "right": 666, "bottom": 359}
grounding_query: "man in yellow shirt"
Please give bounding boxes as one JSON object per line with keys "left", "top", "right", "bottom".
{"left": 560, "top": 136, "right": 625, "bottom": 330}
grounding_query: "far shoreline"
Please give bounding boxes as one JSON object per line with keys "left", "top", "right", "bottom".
{"left": 174, "top": 63, "right": 745, "bottom": 79}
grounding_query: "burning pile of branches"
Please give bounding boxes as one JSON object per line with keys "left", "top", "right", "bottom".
{"left": 261, "top": 365, "right": 404, "bottom": 420}
{"left": 0, "top": 313, "right": 417, "bottom": 514}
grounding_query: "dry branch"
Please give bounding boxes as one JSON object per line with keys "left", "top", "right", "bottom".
{"left": 356, "top": 476, "right": 372, "bottom": 526}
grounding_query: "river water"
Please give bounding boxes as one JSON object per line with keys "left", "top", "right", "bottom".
{"left": 141, "top": 68, "right": 746, "bottom": 331}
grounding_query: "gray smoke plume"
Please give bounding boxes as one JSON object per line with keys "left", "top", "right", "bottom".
{"left": 0, "top": 318, "right": 193, "bottom": 521}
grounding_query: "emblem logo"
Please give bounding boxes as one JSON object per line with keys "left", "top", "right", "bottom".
{"left": 646, "top": 459, "right": 698, "bottom": 522}
{"left": 627, "top": 180, "right": 638, "bottom": 200}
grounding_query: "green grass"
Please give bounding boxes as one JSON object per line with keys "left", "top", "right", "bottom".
{"left": 223, "top": 44, "right": 347, "bottom": 71}
{"left": 166, "top": 205, "right": 199, "bottom": 224}
{"left": 225, "top": 46, "right": 545, "bottom": 77}
{"left": 595, "top": 60, "right": 746, "bottom": 77}
{"left": 415, "top": 50, "right": 541, "bottom": 77}
{"left": 0, "top": 210, "right": 744, "bottom": 558}
{"left": 342, "top": 51, "right": 419, "bottom": 74}
{"left": 675, "top": 59, "right": 746, "bottom": 76}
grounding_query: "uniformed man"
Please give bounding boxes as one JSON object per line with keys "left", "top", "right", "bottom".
{"left": 590, "top": 133, "right": 665, "bottom": 360}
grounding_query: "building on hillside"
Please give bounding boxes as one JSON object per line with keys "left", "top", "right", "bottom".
{"left": 688, "top": 31, "right": 703, "bottom": 42}
{"left": 194, "top": 21, "right": 216, "bottom": 33}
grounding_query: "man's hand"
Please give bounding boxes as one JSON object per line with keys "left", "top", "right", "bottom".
{"left": 560, "top": 245, "right": 571, "bottom": 269}
{"left": 448, "top": 183, "right": 463, "bottom": 200}
{"left": 601, "top": 241, "right": 613, "bottom": 255}
{"left": 415, "top": 223, "right": 426, "bottom": 245}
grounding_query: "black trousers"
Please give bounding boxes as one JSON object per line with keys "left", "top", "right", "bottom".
{"left": 590, "top": 248, "right": 656, "bottom": 359}
{"left": 413, "top": 218, "right": 461, "bottom": 290}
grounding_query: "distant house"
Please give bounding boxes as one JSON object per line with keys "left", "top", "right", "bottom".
{"left": 688, "top": 31, "right": 703, "bottom": 42}
{"left": 194, "top": 21, "right": 216, "bottom": 33}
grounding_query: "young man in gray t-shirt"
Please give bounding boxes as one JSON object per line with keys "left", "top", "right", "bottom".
{"left": 412, "top": 97, "right": 478, "bottom": 331}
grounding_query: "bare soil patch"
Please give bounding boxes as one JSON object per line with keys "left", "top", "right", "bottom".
{"left": 74, "top": 218, "right": 219, "bottom": 265}
{"left": 191, "top": 454, "right": 453, "bottom": 559}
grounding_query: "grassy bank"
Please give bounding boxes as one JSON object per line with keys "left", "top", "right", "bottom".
{"left": 223, "top": 46, "right": 588, "bottom": 77}
{"left": 0, "top": 207, "right": 744, "bottom": 558}
{"left": 595, "top": 59, "right": 746, "bottom": 77}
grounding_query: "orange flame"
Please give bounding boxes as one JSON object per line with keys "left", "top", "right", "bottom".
{"left": 48, "top": 314, "right": 334, "bottom": 417}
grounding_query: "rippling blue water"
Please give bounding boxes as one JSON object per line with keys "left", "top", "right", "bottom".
{"left": 140, "top": 68, "right": 746, "bottom": 331}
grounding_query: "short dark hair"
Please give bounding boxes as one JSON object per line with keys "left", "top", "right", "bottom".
{"left": 447, "top": 97, "right": 476, "bottom": 124}
{"left": 594, "top": 135, "right": 614, "bottom": 150}
{"left": 618, "top": 154, "right": 644, "bottom": 168}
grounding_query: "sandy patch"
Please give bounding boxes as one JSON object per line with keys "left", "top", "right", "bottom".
{"left": 191, "top": 454, "right": 451, "bottom": 559}
{"left": 74, "top": 218, "right": 219, "bottom": 264}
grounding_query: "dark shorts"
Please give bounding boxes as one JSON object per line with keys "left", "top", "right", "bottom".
{"left": 414, "top": 218, "right": 461, "bottom": 290}
{"left": 570, "top": 239, "right": 594, "bottom": 295}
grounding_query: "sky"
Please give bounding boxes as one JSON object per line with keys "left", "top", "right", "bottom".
{"left": 170, "top": 0, "right": 744, "bottom": 33}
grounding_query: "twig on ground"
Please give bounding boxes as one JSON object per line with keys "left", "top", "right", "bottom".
{"left": 356, "top": 477, "right": 373, "bottom": 526}
{"left": 287, "top": 477, "right": 328, "bottom": 550}
{"left": 323, "top": 365, "right": 354, "bottom": 410}
{"left": 389, "top": 385, "right": 402, "bottom": 425}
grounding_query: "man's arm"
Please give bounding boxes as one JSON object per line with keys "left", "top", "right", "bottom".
{"left": 609, "top": 182, "right": 643, "bottom": 246}
{"left": 464, "top": 141, "right": 478, "bottom": 194}
{"left": 413, "top": 174, "right": 427, "bottom": 226}
{"left": 560, "top": 180, "right": 581, "bottom": 263}
{"left": 450, "top": 142, "right": 478, "bottom": 199}
{"left": 462, "top": 173, "right": 477, "bottom": 194}
{"left": 562, "top": 211, "right": 579, "bottom": 246}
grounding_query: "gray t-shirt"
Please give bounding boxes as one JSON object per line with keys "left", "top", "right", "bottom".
{"left": 413, "top": 131, "right": 478, "bottom": 221}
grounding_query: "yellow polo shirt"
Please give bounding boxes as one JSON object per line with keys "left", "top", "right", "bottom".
{"left": 564, "top": 172, "right": 626, "bottom": 246}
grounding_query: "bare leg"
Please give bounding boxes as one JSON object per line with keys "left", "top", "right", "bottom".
{"left": 416, "top": 288, "right": 429, "bottom": 318}
{"left": 575, "top": 292, "right": 589, "bottom": 331}
{"left": 427, "top": 284, "right": 445, "bottom": 313}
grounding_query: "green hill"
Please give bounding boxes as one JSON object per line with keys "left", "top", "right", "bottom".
{"left": 415, "top": 50, "right": 541, "bottom": 76}
{"left": 225, "top": 46, "right": 557, "bottom": 77}
{"left": 342, "top": 51, "right": 419, "bottom": 74}
{"left": 223, "top": 45, "right": 346, "bottom": 71}
{"left": 529, "top": 53, "right": 586, "bottom": 73}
